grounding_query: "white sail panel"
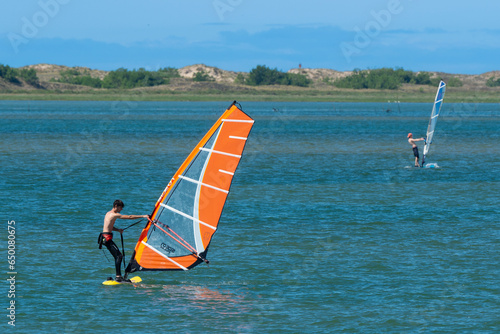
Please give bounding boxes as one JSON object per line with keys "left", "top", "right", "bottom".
{"left": 423, "top": 80, "right": 446, "bottom": 157}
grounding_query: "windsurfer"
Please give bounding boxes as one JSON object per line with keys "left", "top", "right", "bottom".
{"left": 407, "top": 133, "right": 425, "bottom": 167}
{"left": 100, "top": 199, "right": 149, "bottom": 282}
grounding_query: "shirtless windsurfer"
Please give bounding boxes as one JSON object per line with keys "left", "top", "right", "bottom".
{"left": 407, "top": 133, "right": 425, "bottom": 167}
{"left": 100, "top": 199, "right": 149, "bottom": 282}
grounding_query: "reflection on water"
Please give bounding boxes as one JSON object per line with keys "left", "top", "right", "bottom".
{"left": 135, "top": 283, "right": 238, "bottom": 303}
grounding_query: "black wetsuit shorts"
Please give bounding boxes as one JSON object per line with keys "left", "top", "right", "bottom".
{"left": 413, "top": 146, "right": 419, "bottom": 158}
{"left": 98, "top": 233, "right": 123, "bottom": 277}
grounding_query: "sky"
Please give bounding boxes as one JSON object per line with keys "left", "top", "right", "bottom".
{"left": 1, "top": 0, "right": 499, "bottom": 74}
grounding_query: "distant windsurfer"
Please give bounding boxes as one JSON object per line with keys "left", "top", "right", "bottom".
{"left": 407, "top": 133, "right": 425, "bottom": 167}
{"left": 100, "top": 200, "right": 149, "bottom": 282}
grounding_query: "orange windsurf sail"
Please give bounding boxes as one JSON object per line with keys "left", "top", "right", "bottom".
{"left": 125, "top": 101, "right": 254, "bottom": 273}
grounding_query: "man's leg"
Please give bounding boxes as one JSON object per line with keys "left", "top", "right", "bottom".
{"left": 104, "top": 240, "right": 123, "bottom": 278}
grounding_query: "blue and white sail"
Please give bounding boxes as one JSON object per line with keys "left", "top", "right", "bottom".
{"left": 423, "top": 80, "right": 446, "bottom": 159}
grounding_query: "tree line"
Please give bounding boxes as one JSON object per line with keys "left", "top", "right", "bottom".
{"left": 54, "top": 65, "right": 312, "bottom": 88}
{"left": 236, "top": 65, "right": 311, "bottom": 87}
{"left": 0, "top": 64, "right": 39, "bottom": 87}
{"left": 486, "top": 77, "right": 500, "bottom": 87}
{"left": 1, "top": 63, "right": 470, "bottom": 90}
{"left": 331, "top": 68, "right": 459, "bottom": 90}
{"left": 53, "top": 67, "right": 180, "bottom": 89}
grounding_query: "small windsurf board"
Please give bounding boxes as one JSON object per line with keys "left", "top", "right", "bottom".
{"left": 102, "top": 276, "right": 142, "bottom": 286}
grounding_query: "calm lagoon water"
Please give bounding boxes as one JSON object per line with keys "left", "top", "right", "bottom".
{"left": 1, "top": 101, "right": 499, "bottom": 333}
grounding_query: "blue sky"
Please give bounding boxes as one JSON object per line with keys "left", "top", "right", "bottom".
{"left": 1, "top": 0, "right": 499, "bottom": 74}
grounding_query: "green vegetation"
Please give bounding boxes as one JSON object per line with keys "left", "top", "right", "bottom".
{"left": 101, "top": 68, "right": 167, "bottom": 88}
{"left": 334, "top": 68, "right": 408, "bottom": 89}
{"left": 486, "top": 77, "right": 500, "bottom": 87}
{"left": 2, "top": 84, "right": 498, "bottom": 103}
{"left": 0, "top": 64, "right": 40, "bottom": 86}
{"left": 193, "top": 71, "right": 214, "bottom": 82}
{"left": 234, "top": 73, "right": 246, "bottom": 84}
{"left": 244, "top": 65, "right": 311, "bottom": 87}
{"left": 0, "top": 64, "right": 19, "bottom": 83}
{"left": 53, "top": 67, "right": 181, "bottom": 89}
{"left": 333, "top": 68, "right": 461, "bottom": 90}
{"left": 1, "top": 63, "right": 498, "bottom": 102}
{"left": 413, "top": 72, "right": 433, "bottom": 85}
{"left": 17, "top": 68, "right": 40, "bottom": 86}
{"left": 157, "top": 67, "right": 180, "bottom": 78}
{"left": 55, "top": 69, "right": 102, "bottom": 88}
{"left": 447, "top": 77, "right": 463, "bottom": 87}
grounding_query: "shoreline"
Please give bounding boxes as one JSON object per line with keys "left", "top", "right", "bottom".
{"left": 1, "top": 88, "right": 499, "bottom": 103}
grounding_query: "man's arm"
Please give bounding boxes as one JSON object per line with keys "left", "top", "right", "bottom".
{"left": 112, "top": 214, "right": 148, "bottom": 233}
{"left": 112, "top": 226, "right": 124, "bottom": 233}
{"left": 117, "top": 214, "right": 149, "bottom": 220}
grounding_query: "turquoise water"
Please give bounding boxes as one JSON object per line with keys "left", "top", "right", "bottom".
{"left": 1, "top": 101, "right": 499, "bottom": 333}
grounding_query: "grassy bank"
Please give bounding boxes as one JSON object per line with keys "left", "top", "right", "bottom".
{"left": 1, "top": 86, "right": 499, "bottom": 103}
